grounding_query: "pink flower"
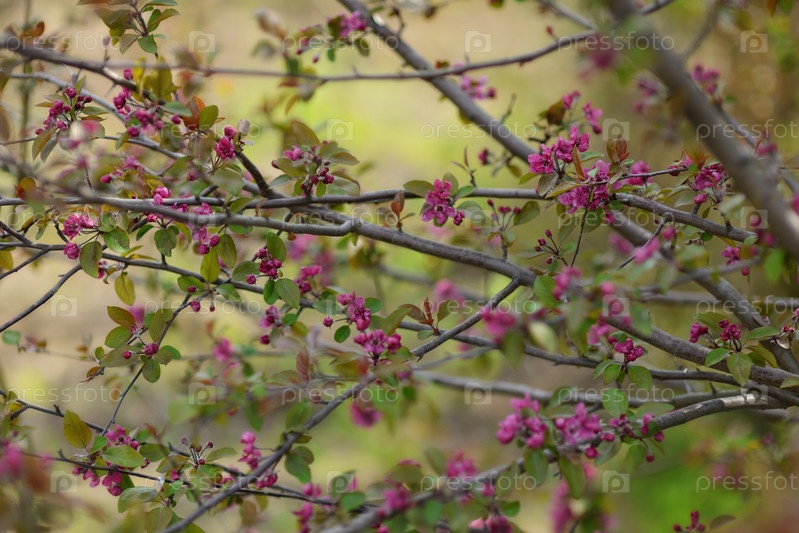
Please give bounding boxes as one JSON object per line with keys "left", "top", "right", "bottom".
{"left": 62, "top": 213, "right": 95, "bottom": 239}
{"left": 446, "top": 450, "right": 477, "bottom": 478}
{"left": 421, "top": 179, "right": 464, "bottom": 226}
{"left": 213, "top": 337, "right": 234, "bottom": 363}
{"left": 350, "top": 401, "right": 381, "bottom": 428}
{"left": 633, "top": 238, "right": 660, "bottom": 264}
{"left": 337, "top": 12, "right": 367, "bottom": 38}
{"left": 552, "top": 267, "right": 581, "bottom": 300}
{"left": 582, "top": 102, "right": 603, "bottom": 134}
{"left": 337, "top": 292, "right": 371, "bottom": 330}
{"left": 353, "top": 329, "right": 401, "bottom": 358}
{"left": 63, "top": 242, "right": 80, "bottom": 260}
{"left": 562, "top": 90, "right": 580, "bottom": 110}
{"left": 479, "top": 308, "right": 517, "bottom": 342}
{"left": 214, "top": 136, "right": 236, "bottom": 159}
{"left": 382, "top": 487, "right": 411, "bottom": 513}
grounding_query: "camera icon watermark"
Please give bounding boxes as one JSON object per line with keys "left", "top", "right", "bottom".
{"left": 740, "top": 31, "right": 768, "bottom": 53}
{"left": 602, "top": 295, "right": 629, "bottom": 319}
{"left": 464, "top": 383, "right": 491, "bottom": 405}
{"left": 740, "top": 384, "right": 768, "bottom": 405}
{"left": 51, "top": 295, "right": 78, "bottom": 317}
{"left": 50, "top": 471, "right": 78, "bottom": 493}
{"left": 602, "top": 471, "right": 629, "bottom": 493}
{"left": 464, "top": 31, "right": 491, "bottom": 53}
{"left": 740, "top": 207, "right": 767, "bottom": 230}
{"left": 188, "top": 31, "right": 216, "bottom": 53}
{"left": 326, "top": 119, "right": 354, "bottom": 141}
{"left": 602, "top": 119, "right": 630, "bottom": 140}
{"left": 188, "top": 384, "right": 216, "bottom": 405}
{"left": 327, "top": 471, "right": 353, "bottom": 494}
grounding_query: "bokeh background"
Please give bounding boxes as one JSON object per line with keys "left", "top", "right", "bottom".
{"left": 1, "top": 0, "right": 799, "bottom": 531}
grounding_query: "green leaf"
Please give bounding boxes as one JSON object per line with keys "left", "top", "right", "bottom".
{"left": 107, "top": 306, "right": 137, "bottom": 329}
{"left": 285, "top": 401, "right": 311, "bottom": 429}
{"left": 138, "top": 443, "right": 170, "bottom": 462}
{"left": 291, "top": 121, "right": 321, "bottom": 147}
{"left": 103, "top": 445, "right": 147, "bottom": 469}
{"left": 558, "top": 456, "right": 585, "bottom": 498}
{"left": 198, "top": 105, "right": 219, "bottom": 130}
{"left": 63, "top": 410, "right": 93, "bottom": 448}
{"left": 154, "top": 228, "right": 177, "bottom": 257}
{"left": 115, "top": 272, "right": 136, "bottom": 305}
{"left": 781, "top": 376, "right": 799, "bottom": 388}
{"left": 216, "top": 283, "right": 241, "bottom": 302}
{"left": 263, "top": 280, "right": 277, "bottom": 304}
{"left": 764, "top": 248, "right": 785, "bottom": 284}
{"left": 216, "top": 234, "right": 237, "bottom": 266}
{"left": 232, "top": 261, "right": 260, "bottom": 282}
{"left": 528, "top": 321, "right": 557, "bottom": 352}
{"left": 142, "top": 357, "right": 161, "bottom": 383}
{"left": 201, "top": 248, "right": 221, "bottom": 282}
{"left": 275, "top": 278, "right": 300, "bottom": 308}
{"left": 204, "top": 447, "right": 238, "bottom": 462}
{"left": 523, "top": 448, "right": 549, "bottom": 487}
{"left": 602, "top": 389, "right": 629, "bottom": 417}
{"left": 403, "top": 180, "right": 433, "bottom": 198}
{"left": 266, "top": 233, "right": 287, "bottom": 262}
{"left": 747, "top": 326, "right": 780, "bottom": 341}
{"left": 149, "top": 308, "right": 173, "bottom": 342}
{"left": 501, "top": 330, "right": 524, "bottom": 368}
{"left": 534, "top": 276, "right": 558, "bottom": 307}
{"left": 627, "top": 366, "right": 652, "bottom": 390}
{"left": 285, "top": 452, "right": 311, "bottom": 483}
{"left": 103, "top": 228, "right": 130, "bottom": 253}
{"left": 334, "top": 325, "right": 351, "bottom": 343}
{"left": 79, "top": 241, "right": 103, "bottom": 278}
{"left": 339, "top": 492, "right": 366, "bottom": 513}
{"left": 145, "top": 507, "right": 174, "bottom": 532}
{"left": 603, "top": 362, "right": 623, "bottom": 384}
{"left": 381, "top": 306, "right": 413, "bottom": 335}
{"left": 704, "top": 347, "right": 729, "bottom": 367}
{"left": 727, "top": 352, "right": 752, "bottom": 386}
{"left": 105, "top": 325, "right": 132, "bottom": 348}
{"left": 118, "top": 486, "right": 158, "bottom": 513}
{"left": 1, "top": 330, "right": 20, "bottom": 345}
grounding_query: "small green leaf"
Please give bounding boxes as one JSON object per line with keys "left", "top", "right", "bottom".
{"left": 63, "top": 410, "right": 93, "bottom": 448}
{"left": 602, "top": 388, "right": 629, "bottom": 417}
{"left": 285, "top": 452, "right": 311, "bottom": 483}
{"left": 216, "top": 234, "right": 237, "bottom": 266}
{"left": 79, "top": 241, "right": 103, "bottom": 278}
{"left": 275, "top": 278, "right": 300, "bottom": 308}
{"left": 705, "top": 347, "right": 729, "bottom": 367}
{"left": 627, "top": 366, "right": 652, "bottom": 390}
{"left": 285, "top": 401, "right": 311, "bottom": 429}
{"left": 558, "top": 457, "right": 585, "bottom": 498}
{"left": 501, "top": 330, "right": 524, "bottom": 368}
{"left": 154, "top": 228, "right": 177, "bottom": 257}
{"left": 118, "top": 486, "right": 157, "bottom": 513}
{"left": 201, "top": 248, "right": 221, "bottom": 282}
{"left": 142, "top": 357, "right": 161, "bottom": 383}
{"left": 115, "top": 272, "right": 136, "bottom": 305}
{"left": 727, "top": 352, "right": 752, "bottom": 386}
{"left": 334, "top": 325, "right": 351, "bottom": 343}
{"left": 107, "top": 306, "right": 137, "bottom": 328}
{"left": 149, "top": 308, "right": 173, "bottom": 342}
{"left": 534, "top": 276, "right": 558, "bottom": 307}
{"left": 103, "top": 445, "right": 147, "bottom": 469}
{"left": 523, "top": 448, "right": 549, "bottom": 487}
{"left": 747, "top": 326, "right": 780, "bottom": 341}
{"left": 403, "top": 180, "right": 433, "bottom": 198}
{"left": 2, "top": 330, "right": 20, "bottom": 345}
{"left": 102, "top": 228, "right": 130, "bottom": 253}
{"left": 266, "top": 233, "right": 287, "bottom": 262}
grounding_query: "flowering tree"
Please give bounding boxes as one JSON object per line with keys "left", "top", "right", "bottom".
{"left": 0, "top": 0, "right": 798, "bottom": 531}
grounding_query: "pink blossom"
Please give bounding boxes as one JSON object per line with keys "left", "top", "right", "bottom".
{"left": 63, "top": 242, "right": 80, "bottom": 260}
{"left": 214, "top": 136, "right": 236, "bottom": 159}
{"left": 213, "top": 337, "right": 234, "bottom": 363}
{"left": 62, "top": 213, "right": 95, "bottom": 239}
{"left": 633, "top": 238, "right": 660, "bottom": 263}
{"left": 353, "top": 329, "right": 401, "bottom": 358}
{"left": 479, "top": 308, "right": 517, "bottom": 342}
{"left": 421, "top": 179, "right": 464, "bottom": 226}
{"left": 446, "top": 451, "right": 477, "bottom": 478}
{"left": 562, "top": 90, "right": 580, "bottom": 110}
{"left": 350, "top": 401, "right": 381, "bottom": 428}
{"left": 582, "top": 102, "right": 603, "bottom": 134}
{"left": 337, "top": 292, "right": 371, "bottom": 331}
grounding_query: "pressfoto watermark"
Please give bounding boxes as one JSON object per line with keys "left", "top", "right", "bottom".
{"left": 6, "top": 385, "right": 120, "bottom": 405}
{"left": 279, "top": 385, "right": 400, "bottom": 404}
{"left": 281, "top": 34, "right": 400, "bottom": 53}
{"left": 464, "top": 383, "right": 492, "bottom": 405}
{"left": 740, "top": 31, "right": 768, "bottom": 53}
{"left": 556, "top": 386, "right": 675, "bottom": 404}
{"left": 51, "top": 295, "right": 78, "bottom": 317}
{"left": 602, "top": 119, "right": 630, "bottom": 140}
{"left": 696, "top": 472, "right": 798, "bottom": 492}
{"left": 141, "top": 299, "right": 263, "bottom": 316}
{"left": 50, "top": 471, "right": 78, "bottom": 493}
{"left": 464, "top": 31, "right": 491, "bottom": 53}
{"left": 571, "top": 32, "right": 675, "bottom": 52}
{"left": 3, "top": 32, "right": 120, "bottom": 53}
{"left": 326, "top": 119, "right": 354, "bottom": 141}
{"left": 188, "top": 31, "right": 216, "bottom": 53}
{"left": 696, "top": 121, "right": 799, "bottom": 140}
{"left": 602, "top": 471, "right": 630, "bottom": 493}
{"left": 420, "top": 122, "right": 538, "bottom": 141}
{"left": 694, "top": 297, "right": 794, "bottom": 317}
{"left": 420, "top": 473, "right": 538, "bottom": 493}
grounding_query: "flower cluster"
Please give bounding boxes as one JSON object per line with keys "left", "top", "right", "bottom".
{"left": 689, "top": 322, "right": 709, "bottom": 343}
{"left": 689, "top": 160, "right": 729, "bottom": 205}
{"left": 256, "top": 248, "right": 283, "bottom": 279}
{"left": 274, "top": 144, "right": 335, "bottom": 195}
{"left": 294, "top": 264, "right": 322, "bottom": 294}
{"left": 528, "top": 125, "right": 590, "bottom": 175}
{"left": 337, "top": 291, "right": 371, "bottom": 331}
{"left": 609, "top": 414, "right": 664, "bottom": 456}
{"left": 336, "top": 12, "right": 366, "bottom": 38}
{"left": 214, "top": 126, "right": 238, "bottom": 160}
{"left": 239, "top": 432, "right": 278, "bottom": 489}
{"left": 35, "top": 86, "right": 93, "bottom": 135}
{"left": 497, "top": 396, "right": 613, "bottom": 458}
{"left": 556, "top": 159, "right": 611, "bottom": 213}
{"left": 718, "top": 319, "right": 741, "bottom": 343}
{"left": 420, "top": 179, "right": 464, "bottom": 226}
{"left": 610, "top": 336, "right": 645, "bottom": 363}
{"left": 673, "top": 510, "right": 706, "bottom": 532}
{"left": 479, "top": 308, "right": 517, "bottom": 343}
{"left": 72, "top": 426, "right": 142, "bottom": 496}
{"left": 353, "top": 329, "right": 401, "bottom": 360}
{"left": 692, "top": 64, "right": 721, "bottom": 102}
{"left": 62, "top": 213, "right": 95, "bottom": 239}
{"left": 259, "top": 305, "right": 283, "bottom": 344}
{"left": 552, "top": 267, "right": 581, "bottom": 300}
{"left": 457, "top": 67, "right": 497, "bottom": 100}
{"left": 293, "top": 483, "right": 324, "bottom": 533}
